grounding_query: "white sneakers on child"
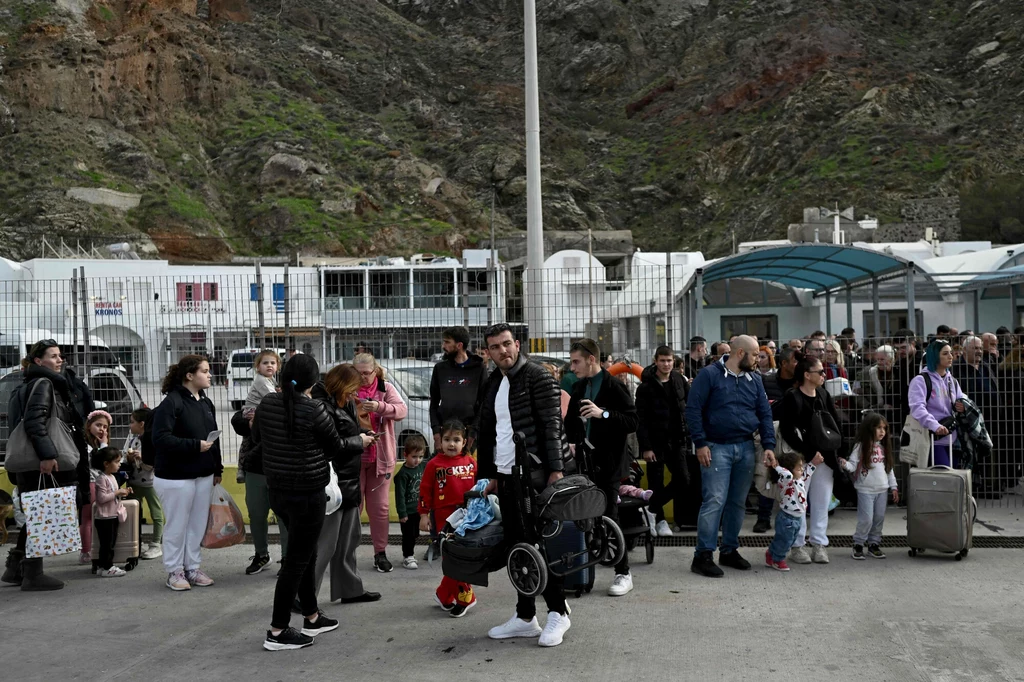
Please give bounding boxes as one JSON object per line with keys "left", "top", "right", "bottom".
{"left": 488, "top": 612, "right": 571, "bottom": 647}
{"left": 98, "top": 566, "right": 126, "bottom": 578}
{"left": 654, "top": 520, "right": 673, "bottom": 537}
{"left": 141, "top": 542, "right": 163, "bottom": 560}
{"left": 403, "top": 556, "right": 418, "bottom": 570}
{"left": 538, "top": 612, "right": 572, "bottom": 647}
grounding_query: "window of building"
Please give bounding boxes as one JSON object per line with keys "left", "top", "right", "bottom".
{"left": 862, "top": 309, "right": 924, "bottom": 340}
{"left": 369, "top": 271, "right": 410, "bottom": 309}
{"left": 324, "top": 271, "right": 365, "bottom": 310}
{"left": 413, "top": 271, "right": 454, "bottom": 309}
{"left": 467, "top": 270, "right": 490, "bottom": 308}
{"left": 720, "top": 315, "right": 778, "bottom": 341}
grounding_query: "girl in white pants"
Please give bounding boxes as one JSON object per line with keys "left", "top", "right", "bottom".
{"left": 154, "top": 475, "right": 215, "bottom": 578}
{"left": 151, "top": 355, "right": 223, "bottom": 591}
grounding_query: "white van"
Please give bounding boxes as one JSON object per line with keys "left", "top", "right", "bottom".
{"left": 0, "top": 329, "right": 126, "bottom": 375}
{"left": 227, "top": 347, "right": 287, "bottom": 410}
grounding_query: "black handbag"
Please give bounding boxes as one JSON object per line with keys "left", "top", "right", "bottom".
{"left": 811, "top": 399, "right": 842, "bottom": 452}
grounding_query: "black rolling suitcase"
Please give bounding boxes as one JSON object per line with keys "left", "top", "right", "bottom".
{"left": 546, "top": 521, "right": 594, "bottom": 598}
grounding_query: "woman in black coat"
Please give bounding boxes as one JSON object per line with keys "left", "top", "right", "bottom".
{"left": 1, "top": 340, "right": 86, "bottom": 591}
{"left": 311, "top": 363, "right": 378, "bottom": 604}
{"left": 778, "top": 352, "right": 842, "bottom": 566}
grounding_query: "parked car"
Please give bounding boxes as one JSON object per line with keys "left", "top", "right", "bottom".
{"left": 320, "top": 359, "right": 436, "bottom": 459}
{"left": 0, "top": 367, "right": 145, "bottom": 463}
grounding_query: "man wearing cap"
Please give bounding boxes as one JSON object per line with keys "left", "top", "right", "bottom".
{"left": 685, "top": 335, "right": 776, "bottom": 577}
{"left": 564, "top": 338, "right": 638, "bottom": 596}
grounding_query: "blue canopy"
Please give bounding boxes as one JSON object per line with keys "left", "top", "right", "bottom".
{"left": 691, "top": 244, "right": 913, "bottom": 293}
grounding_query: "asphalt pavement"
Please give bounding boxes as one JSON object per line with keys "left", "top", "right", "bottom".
{"left": 2, "top": 542, "right": 1023, "bottom": 681}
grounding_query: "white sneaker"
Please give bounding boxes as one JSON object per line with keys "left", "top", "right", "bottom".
{"left": 538, "top": 611, "right": 571, "bottom": 647}
{"left": 488, "top": 613, "right": 543, "bottom": 640}
{"left": 99, "top": 566, "right": 127, "bottom": 577}
{"left": 141, "top": 543, "right": 163, "bottom": 560}
{"left": 403, "top": 556, "right": 418, "bottom": 570}
{"left": 810, "top": 544, "right": 830, "bottom": 564}
{"left": 655, "top": 520, "right": 673, "bottom": 537}
{"left": 788, "top": 546, "right": 812, "bottom": 564}
{"left": 643, "top": 508, "right": 658, "bottom": 535}
{"left": 608, "top": 572, "right": 633, "bottom": 597}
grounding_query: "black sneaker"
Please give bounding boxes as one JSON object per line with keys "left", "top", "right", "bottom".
{"left": 752, "top": 519, "right": 771, "bottom": 534}
{"left": 263, "top": 627, "right": 314, "bottom": 651}
{"left": 301, "top": 609, "right": 339, "bottom": 636}
{"left": 718, "top": 550, "right": 751, "bottom": 571}
{"left": 867, "top": 545, "right": 887, "bottom": 559}
{"left": 851, "top": 545, "right": 866, "bottom": 560}
{"left": 374, "top": 552, "right": 394, "bottom": 573}
{"left": 449, "top": 598, "right": 477, "bottom": 618}
{"left": 691, "top": 552, "right": 724, "bottom": 578}
{"left": 246, "top": 554, "right": 271, "bottom": 575}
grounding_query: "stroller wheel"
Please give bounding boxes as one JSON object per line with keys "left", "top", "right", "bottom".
{"left": 507, "top": 543, "right": 547, "bottom": 598}
{"left": 598, "top": 516, "right": 626, "bottom": 567}
{"left": 644, "top": 535, "right": 654, "bottom": 565}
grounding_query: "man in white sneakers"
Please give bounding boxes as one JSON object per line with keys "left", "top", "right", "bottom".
{"left": 477, "top": 324, "right": 572, "bottom": 646}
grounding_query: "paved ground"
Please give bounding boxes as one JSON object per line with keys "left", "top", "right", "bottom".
{"left": 3, "top": 541, "right": 1024, "bottom": 681}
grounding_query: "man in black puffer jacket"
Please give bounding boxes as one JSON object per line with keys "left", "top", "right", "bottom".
{"left": 429, "top": 326, "right": 490, "bottom": 452}
{"left": 636, "top": 345, "right": 694, "bottom": 537}
{"left": 252, "top": 354, "right": 343, "bottom": 652}
{"left": 477, "top": 323, "right": 572, "bottom": 648}
{"left": 2, "top": 341, "right": 87, "bottom": 591}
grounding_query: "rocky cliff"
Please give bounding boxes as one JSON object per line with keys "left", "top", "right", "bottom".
{"left": 0, "top": 0, "right": 1022, "bottom": 261}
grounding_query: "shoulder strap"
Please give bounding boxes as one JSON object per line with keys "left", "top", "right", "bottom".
{"left": 923, "top": 372, "right": 933, "bottom": 401}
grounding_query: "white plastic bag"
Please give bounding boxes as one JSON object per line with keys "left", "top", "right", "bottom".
{"left": 325, "top": 468, "right": 343, "bottom": 516}
{"left": 201, "top": 484, "right": 246, "bottom": 549}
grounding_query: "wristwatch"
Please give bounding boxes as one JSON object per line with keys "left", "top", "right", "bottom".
{"left": 602, "top": 410, "right": 610, "bottom": 419}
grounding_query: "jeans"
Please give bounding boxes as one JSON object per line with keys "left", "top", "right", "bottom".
{"left": 400, "top": 512, "right": 421, "bottom": 558}
{"left": 794, "top": 464, "right": 834, "bottom": 548}
{"left": 853, "top": 491, "right": 888, "bottom": 546}
{"left": 94, "top": 517, "right": 119, "bottom": 570}
{"left": 497, "top": 474, "right": 566, "bottom": 620}
{"left": 647, "top": 444, "right": 689, "bottom": 524}
{"left": 695, "top": 440, "right": 756, "bottom": 555}
{"left": 269, "top": 488, "right": 326, "bottom": 630}
{"left": 768, "top": 511, "right": 802, "bottom": 562}
{"left": 245, "top": 473, "right": 289, "bottom": 558}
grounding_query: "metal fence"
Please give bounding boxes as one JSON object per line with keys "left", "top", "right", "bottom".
{"left": 0, "top": 262, "right": 1020, "bottom": 511}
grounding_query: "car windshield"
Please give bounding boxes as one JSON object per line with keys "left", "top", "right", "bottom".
{"left": 387, "top": 367, "right": 431, "bottom": 399}
{"left": 231, "top": 353, "right": 255, "bottom": 369}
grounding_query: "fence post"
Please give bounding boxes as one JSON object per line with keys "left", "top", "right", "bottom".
{"left": 255, "top": 262, "right": 267, "bottom": 350}
{"left": 973, "top": 289, "right": 981, "bottom": 333}
{"left": 825, "top": 289, "right": 832, "bottom": 336}
{"left": 872, "top": 277, "right": 880, "bottom": 338}
{"left": 695, "top": 269, "right": 704, "bottom": 339}
{"left": 461, "top": 259, "right": 470, "bottom": 329}
{"left": 71, "top": 276, "right": 79, "bottom": 368}
{"left": 665, "top": 254, "right": 674, "bottom": 350}
{"left": 905, "top": 264, "right": 916, "bottom": 335}
{"left": 283, "top": 263, "right": 291, "bottom": 352}
{"left": 79, "top": 267, "right": 90, "bottom": 376}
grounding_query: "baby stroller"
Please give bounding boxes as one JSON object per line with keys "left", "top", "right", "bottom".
{"left": 505, "top": 431, "right": 626, "bottom": 598}
{"left": 618, "top": 461, "right": 655, "bottom": 565}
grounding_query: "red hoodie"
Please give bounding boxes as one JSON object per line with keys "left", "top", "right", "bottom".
{"left": 418, "top": 452, "right": 477, "bottom": 522}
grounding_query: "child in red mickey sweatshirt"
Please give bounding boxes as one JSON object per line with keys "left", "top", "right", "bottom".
{"left": 419, "top": 419, "right": 477, "bottom": 617}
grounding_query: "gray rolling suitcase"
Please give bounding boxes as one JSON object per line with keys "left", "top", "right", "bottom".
{"left": 906, "top": 435, "right": 976, "bottom": 560}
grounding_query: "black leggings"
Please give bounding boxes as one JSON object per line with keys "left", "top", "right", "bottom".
{"left": 94, "top": 518, "right": 119, "bottom": 570}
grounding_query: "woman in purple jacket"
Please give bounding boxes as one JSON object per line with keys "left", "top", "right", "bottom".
{"left": 908, "top": 340, "right": 967, "bottom": 467}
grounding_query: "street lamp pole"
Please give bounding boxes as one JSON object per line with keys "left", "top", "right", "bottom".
{"left": 524, "top": 0, "right": 545, "bottom": 352}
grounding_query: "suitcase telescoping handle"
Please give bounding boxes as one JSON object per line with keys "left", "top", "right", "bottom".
{"left": 928, "top": 431, "right": 956, "bottom": 471}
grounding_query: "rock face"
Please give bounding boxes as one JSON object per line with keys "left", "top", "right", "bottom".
{"left": 1, "top": 0, "right": 1024, "bottom": 261}
{"left": 66, "top": 187, "right": 142, "bottom": 210}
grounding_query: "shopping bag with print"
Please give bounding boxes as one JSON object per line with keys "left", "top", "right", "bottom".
{"left": 23, "top": 476, "right": 82, "bottom": 558}
{"left": 201, "top": 484, "right": 246, "bottom": 549}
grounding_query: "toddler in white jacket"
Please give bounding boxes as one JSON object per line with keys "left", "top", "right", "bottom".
{"left": 839, "top": 413, "right": 899, "bottom": 560}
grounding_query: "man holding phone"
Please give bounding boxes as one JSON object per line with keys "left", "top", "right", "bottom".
{"left": 564, "top": 338, "right": 639, "bottom": 597}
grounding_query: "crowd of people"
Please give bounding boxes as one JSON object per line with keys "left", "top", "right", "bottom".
{"left": 2, "top": 321, "right": 1022, "bottom": 649}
